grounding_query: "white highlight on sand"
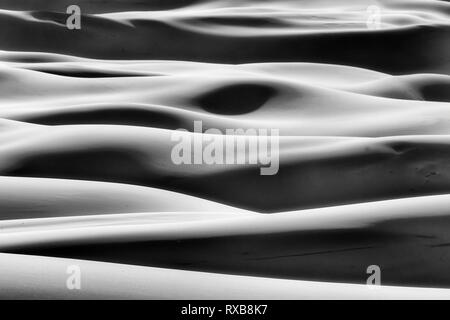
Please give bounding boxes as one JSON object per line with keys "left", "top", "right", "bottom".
{"left": 1, "top": 253, "right": 450, "bottom": 300}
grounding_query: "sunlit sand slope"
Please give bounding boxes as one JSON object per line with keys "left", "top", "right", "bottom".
{"left": 1, "top": 0, "right": 450, "bottom": 299}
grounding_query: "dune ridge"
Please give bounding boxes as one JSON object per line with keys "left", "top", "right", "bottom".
{"left": 4, "top": 195, "right": 450, "bottom": 288}
{"left": 4, "top": 252, "right": 450, "bottom": 300}
{"left": 0, "top": 0, "right": 449, "bottom": 73}
{"left": 1, "top": 0, "right": 450, "bottom": 299}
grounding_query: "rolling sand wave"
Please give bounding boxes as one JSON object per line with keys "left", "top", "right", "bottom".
{"left": 1, "top": 0, "right": 450, "bottom": 299}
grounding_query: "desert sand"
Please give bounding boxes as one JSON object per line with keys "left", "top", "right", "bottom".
{"left": 0, "top": 0, "right": 450, "bottom": 299}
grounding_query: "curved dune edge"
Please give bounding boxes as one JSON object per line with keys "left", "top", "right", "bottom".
{"left": 0, "top": 1, "right": 448, "bottom": 73}
{"left": 0, "top": 0, "right": 449, "bottom": 299}
{"left": 1, "top": 253, "right": 450, "bottom": 300}
{"left": 5, "top": 127, "right": 450, "bottom": 211}
{"left": 4, "top": 195, "right": 450, "bottom": 288}
{"left": 5, "top": 194, "right": 450, "bottom": 246}
{"left": 0, "top": 176, "right": 248, "bottom": 220}
{"left": 0, "top": 56, "right": 449, "bottom": 140}
{"left": 0, "top": 0, "right": 448, "bottom": 14}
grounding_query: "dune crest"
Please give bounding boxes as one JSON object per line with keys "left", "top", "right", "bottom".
{"left": 1, "top": 0, "right": 450, "bottom": 299}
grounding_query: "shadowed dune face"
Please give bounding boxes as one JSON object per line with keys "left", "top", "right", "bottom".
{"left": 183, "top": 16, "right": 291, "bottom": 28}
{"left": 1, "top": 0, "right": 450, "bottom": 299}
{"left": 29, "top": 67, "right": 157, "bottom": 78}
{"left": 421, "top": 82, "right": 450, "bottom": 101}
{"left": 9, "top": 215, "right": 450, "bottom": 288}
{"left": 4, "top": 196, "right": 450, "bottom": 289}
{"left": 23, "top": 106, "right": 184, "bottom": 128}
{"left": 2, "top": 62, "right": 450, "bottom": 136}
{"left": 195, "top": 83, "right": 278, "bottom": 115}
{"left": 346, "top": 74, "right": 450, "bottom": 102}
{"left": 2, "top": 127, "right": 450, "bottom": 212}
{"left": 0, "top": 0, "right": 205, "bottom": 13}
{"left": 0, "top": 1, "right": 448, "bottom": 73}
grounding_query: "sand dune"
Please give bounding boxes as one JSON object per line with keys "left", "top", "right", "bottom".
{"left": 0, "top": 0, "right": 449, "bottom": 73}
{"left": 343, "top": 73, "right": 450, "bottom": 101}
{"left": 4, "top": 195, "right": 450, "bottom": 288}
{"left": 3, "top": 124, "right": 450, "bottom": 211}
{"left": 0, "top": 176, "right": 247, "bottom": 220}
{"left": 1, "top": 0, "right": 450, "bottom": 299}
{"left": 3, "top": 252, "right": 450, "bottom": 299}
{"left": 0, "top": 59, "right": 450, "bottom": 137}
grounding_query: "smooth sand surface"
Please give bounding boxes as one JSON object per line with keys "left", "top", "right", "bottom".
{"left": 3, "top": 252, "right": 450, "bottom": 299}
{"left": 3, "top": 195, "right": 450, "bottom": 290}
{"left": 0, "top": 0, "right": 449, "bottom": 73}
{"left": 1, "top": 0, "right": 450, "bottom": 299}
